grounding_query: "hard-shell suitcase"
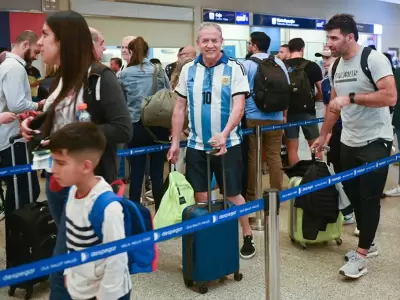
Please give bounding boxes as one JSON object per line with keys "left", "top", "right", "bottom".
{"left": 182, "top": 151, "right": 243, "bottom": 294}
{"left": 286, "top": 149, "right": 343, "bottom": 249}
{"left": 6, "top": 134, "right": 57, "bottom": 300}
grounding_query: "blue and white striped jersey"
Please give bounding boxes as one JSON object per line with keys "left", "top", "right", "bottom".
{"left": 175, "top": 53, "right": 250, "bottom": 151}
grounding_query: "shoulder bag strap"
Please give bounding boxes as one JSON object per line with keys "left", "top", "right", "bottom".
{"left": 151, "top": 64, "right": 158, "bottom": 95}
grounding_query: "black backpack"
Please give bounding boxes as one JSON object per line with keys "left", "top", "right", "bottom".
{"left": 249, "top": 56, "right": 291, "bottom": 113}
{"left": 286, "top": 60, "right": 315, "bottom": 112}
{"left": 331, "top": 47, "right": 394, "bottom": 113}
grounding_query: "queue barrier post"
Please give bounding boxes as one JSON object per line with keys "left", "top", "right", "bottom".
{"left": 251, "top": 125, "right": 265, "bottom": 231}
{"left": 264, "top": 188, "right": 280, "bottom": 300}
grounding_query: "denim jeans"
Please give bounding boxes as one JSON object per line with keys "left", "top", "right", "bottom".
{"left": 128, "top": 122, "right": 168, "bottom": 211}
{"left": 46, "top": 178, "right": 71, "bottom": 300}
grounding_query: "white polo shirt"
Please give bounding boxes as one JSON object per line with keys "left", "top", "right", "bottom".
{"left": 0, "top": 52, "right": 38, "bottom": 151}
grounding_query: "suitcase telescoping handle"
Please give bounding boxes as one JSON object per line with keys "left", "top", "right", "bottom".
{"left": 9, "top": 133, "right": 34, "bottom": 209}
{"left": 206, "top": 150, "right": 227, "bottom": 213}
{"left": 9, "top": 134, "right": 23, "bottom": 145}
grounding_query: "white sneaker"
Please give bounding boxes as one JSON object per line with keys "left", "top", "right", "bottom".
{"left": 339, "top": 253, "right": 367, "bottom": 279}
{"left": 343, "top": 214, "right": 355, "bottom": 225}
{"left": 344, "top": 243, "right": 379, "bottom": 261}
{"left": 384, "top": 186, "right": 400, "bottom": 197}
{"left": 354, "top": 227, "right": 360, "bottom": 237}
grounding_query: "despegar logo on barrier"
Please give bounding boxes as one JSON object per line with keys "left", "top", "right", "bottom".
{"left": 219, "top": 211, "right": 237, "bottom": 220}
{"left": 3, "top": 268, "right": 36, "bottom": 282}
{"left": 161, "top": 227, "right": 183, "bottom": 238}
{"left": 90, "top": 246, "right": 117, "bottom": 258}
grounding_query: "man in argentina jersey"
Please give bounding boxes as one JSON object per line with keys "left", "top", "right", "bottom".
{"left": 168, "top": 22, "right": 256, "bottom": 259}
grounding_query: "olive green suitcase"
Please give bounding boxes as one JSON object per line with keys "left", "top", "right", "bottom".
{"left": 288, "top": 176, "right": 343, "bottom": 249}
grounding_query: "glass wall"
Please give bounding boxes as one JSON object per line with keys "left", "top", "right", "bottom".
{"left": 220, "top": 24, "right": 250, "bottom": 60}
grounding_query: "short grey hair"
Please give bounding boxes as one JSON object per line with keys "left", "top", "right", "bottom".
{"left": 197, "top": 22, "right": 223, "bottom": 41}
{"left": 89, "top": 27, "right": 99, "bottom": 43}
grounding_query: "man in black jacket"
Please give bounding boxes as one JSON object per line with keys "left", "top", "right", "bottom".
{"left": 165, "top": 47, "right": 184, "bottom": 80}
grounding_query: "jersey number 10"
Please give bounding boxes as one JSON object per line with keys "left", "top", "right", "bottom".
{"left": 202, "top": 92, "right": 212, "bottom": 104}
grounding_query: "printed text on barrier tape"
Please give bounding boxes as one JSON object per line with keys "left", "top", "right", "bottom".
{"left": 0, "top": 119, "right": 324, "bottom": 177}
{"left": 1, "top": 150, "right": 397, "bottom": 286}
{"left": 0, "top": 199, "right": 263, "bottom": 288}
{"left": 279, "top": 153, "right": 399, "bottom": 202}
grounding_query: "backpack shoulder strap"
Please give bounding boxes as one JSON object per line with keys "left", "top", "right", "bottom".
{"left": 88, "top": 191, "right": 119, "bottom": 241}
{"left": 331, "top": 57, "right": 341, "bottom": 83}
{"left": 248, "top": 56, "right": 264, "bottom": 64}
{"left": 361, "top": 47, "right": 378, "bottom": 91}
{"left": 299, "top": 59, "right": 310, "bottom": 69}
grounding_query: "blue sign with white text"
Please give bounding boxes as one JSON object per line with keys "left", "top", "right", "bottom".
{"left": 253, "top": 14, "right": 326, "bottom": 30}
{"left": 203, "top": 9, "right": 249, "bottom": 25}
{"left": 235, "top": 12, "right": 250, "bottom": 25}
{"left": 315, "top": 19, "right": 326, "bottom": 30}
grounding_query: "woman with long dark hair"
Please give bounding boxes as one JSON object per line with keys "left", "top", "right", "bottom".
{"left": 21, "top": 11, "right": 132, "bottom": 299}
{"left": 120, "top": 37, "right": 170, "bottom": 211}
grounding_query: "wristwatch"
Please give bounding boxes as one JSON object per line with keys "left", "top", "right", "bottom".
{"left": 349, "top": 92, "right": 356, "bottom": 104}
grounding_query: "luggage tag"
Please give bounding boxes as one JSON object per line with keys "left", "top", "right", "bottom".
{"left": 32, "top": 150, "right": 53, "bottom": 170}
{"left": 31, "top": 137, "right": 52, "bottom": 171}
{"left": 177, "top": 186, "right": 187, "bottom": 205}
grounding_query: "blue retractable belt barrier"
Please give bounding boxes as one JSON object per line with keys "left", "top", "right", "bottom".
{"left": 0, "top": 152, "right": 398, "bottom": 287}
{"left": 0, "top": 119, "right": 324, "bottom": 177}
{"left": 279, "top": 153, "right": 399, "bottom": 202}
{"left": 0, "top": 200, "right": 263, "bottom": 288}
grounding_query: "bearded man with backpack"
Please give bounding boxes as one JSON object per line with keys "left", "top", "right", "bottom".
{"left": 242, "top": 31, "right": 291, "bottom": 199}
{"left": 285, "top": 38, "right": 323, "bottom": 165}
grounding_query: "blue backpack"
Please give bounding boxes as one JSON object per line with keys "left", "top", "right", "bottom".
{"left": 88, "top": 191, "right": 158, "bottom": 274}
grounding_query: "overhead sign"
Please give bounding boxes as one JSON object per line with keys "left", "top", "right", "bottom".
{"left": 203, "top": 9, "right": 250, "bottom": 25}
{"left": 356, "top": 23, "right": 375, "bottom": 34}
{"left": 315, "top": 19, "right": 326, "bottom": 30}
{"left": 253, "top": 14, "right": 326, "bottom": 30}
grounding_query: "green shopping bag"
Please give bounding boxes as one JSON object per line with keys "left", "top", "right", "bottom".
{"left": 154, "top": 171, "right": 195, "bottom": 229}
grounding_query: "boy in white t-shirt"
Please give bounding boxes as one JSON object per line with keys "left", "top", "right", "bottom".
{"left": 49, "top": 122, "right": 132, "bottom": 300}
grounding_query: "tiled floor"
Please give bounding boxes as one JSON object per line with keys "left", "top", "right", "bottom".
{"left": 1, "top": 118, "right": 400, "bottom": 299}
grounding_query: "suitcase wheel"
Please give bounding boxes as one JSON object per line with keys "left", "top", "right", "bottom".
{"left": 184, "top": 279, "right": 194, "bottom": 288}
{"left": 336, "top": 238, "right": 343, "bottom": 246}
{"left": 8, "top": 287, "right": 16, "bottom": 296}
{"left": 199, "top": 284, "right": 208, "bottom": 295}
{"left": 234, "top": 272, "right": 243, "bottom": 282}
{"left": 300, "top": 242, "right": 307, "bottom": 249}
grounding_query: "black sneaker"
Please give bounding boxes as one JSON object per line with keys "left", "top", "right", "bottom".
{"left": 240, "top": 235, "right": 256, "bottom": 259}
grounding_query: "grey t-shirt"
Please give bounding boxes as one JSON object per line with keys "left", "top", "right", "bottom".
{"left": 329, "top": 47, "right": 394, "bottom": 147}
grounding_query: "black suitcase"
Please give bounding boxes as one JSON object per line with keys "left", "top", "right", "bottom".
{"left": 6, "top": 134, "right": 57, "bottom": 300}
